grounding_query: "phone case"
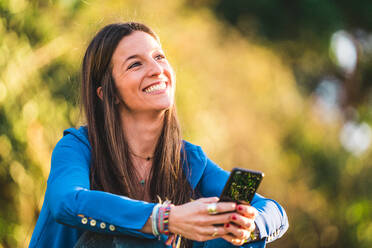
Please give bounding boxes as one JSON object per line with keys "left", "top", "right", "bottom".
{"left": 219, "top": 168, "right": 264, "bottom": 204}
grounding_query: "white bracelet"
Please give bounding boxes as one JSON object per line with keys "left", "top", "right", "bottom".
{"left": 151, "top": 203, "right": 161, "bottom": 236}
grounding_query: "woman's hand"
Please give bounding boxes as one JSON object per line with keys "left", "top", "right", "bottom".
{"left": 221, "top": 204, "right": 259, "bottom": 246}
{"left": 168, "top": 197, "right": 236, "bottom": 242}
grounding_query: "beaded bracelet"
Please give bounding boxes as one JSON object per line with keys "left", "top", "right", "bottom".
{"left": 156, "top": 200, "right": 171, "bottom": 234}
{"left": 152, "top": 200, "right": 181, "bottom": 248}
{"left": 151, "top": 201, "right": 172, "bottom": 236}
{"left": 161, "top": 203, "right": 171, "bottom": 235}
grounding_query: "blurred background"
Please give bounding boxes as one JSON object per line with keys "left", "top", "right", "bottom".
{"left": 1, "top": 0, "right": 372, "bottom": 247}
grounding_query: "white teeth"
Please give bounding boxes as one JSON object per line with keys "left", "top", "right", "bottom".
{"left": 144, "top": 82, "right": 166, "bottom": 93}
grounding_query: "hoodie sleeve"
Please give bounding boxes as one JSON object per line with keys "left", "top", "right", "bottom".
{"left": 45, "top": 132, "right": 156, "bottom": 238}
{"left": 196, "top": 147, "right": 289, "bottom": 245}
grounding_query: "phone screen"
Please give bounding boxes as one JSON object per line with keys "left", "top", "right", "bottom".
{"left": 219, "top": 168, "right": 264, "bottom": 204}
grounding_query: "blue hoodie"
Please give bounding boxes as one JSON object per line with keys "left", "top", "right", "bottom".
{"left": 29, "top": 126, "right": 288, "bottom": 247}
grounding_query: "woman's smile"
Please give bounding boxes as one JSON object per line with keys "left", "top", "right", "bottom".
{"left": 142, "top": 80, "right": 168, "bottom": 94}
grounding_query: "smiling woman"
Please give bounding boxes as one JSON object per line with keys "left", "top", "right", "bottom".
{"left": 28, "top": 22, "right": 288, "bottom": 248}
{"left": 109, "top": 31, "right": 175, "bottom": 114}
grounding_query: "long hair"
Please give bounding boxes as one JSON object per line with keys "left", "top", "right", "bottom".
{"left": 81, "top": 22, "right": 193, "bottom": 207}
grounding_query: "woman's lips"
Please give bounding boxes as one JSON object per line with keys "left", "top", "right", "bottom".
{"left": 143, "top": 81, "right": 168, "bottom": 93}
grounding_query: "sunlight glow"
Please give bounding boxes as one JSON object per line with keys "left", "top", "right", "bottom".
{"left": 330, "top": 30, "right": 358, "bottom": 74}
{"left": 340, "top": 121, "right": 372, "bottom": 156}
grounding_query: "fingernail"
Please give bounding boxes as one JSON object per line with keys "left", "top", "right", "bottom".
{"left": 232, "top": 215, "right": 237, "bottom": 220}
{"left": 226, "top": 223, "right": 230, "bottom": 228}
{"left": 237, "top": 206, "right": 243, "bottom": 211}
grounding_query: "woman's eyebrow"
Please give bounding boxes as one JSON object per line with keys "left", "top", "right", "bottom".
{"left": 125, "top": 54, "right": 139, "bottom": 62}
{"left": 121, "top": 49, "right": 162, "bottom": 68}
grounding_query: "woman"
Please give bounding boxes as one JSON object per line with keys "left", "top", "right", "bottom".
{"left": 29, "top": 22, "right": 288, "bottom": 248}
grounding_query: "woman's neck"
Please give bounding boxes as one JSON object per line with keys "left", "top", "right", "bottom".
{"left": 120, "top": 110, "right": 165, "bottom": 158}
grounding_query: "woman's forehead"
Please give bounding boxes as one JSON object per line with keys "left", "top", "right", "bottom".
{"left": 114, "top": 31, "right": 162, "bottom": 58}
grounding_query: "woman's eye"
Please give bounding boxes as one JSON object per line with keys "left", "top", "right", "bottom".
{"left": 127, "top": 62, "right": 141, "bottom": 70}
{"left": 155, "top": 54, "right": 165, "bottom": 60}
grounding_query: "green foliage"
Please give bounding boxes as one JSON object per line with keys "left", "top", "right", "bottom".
{"left": 212, "top": 0, "right": 372, "bottom": 107}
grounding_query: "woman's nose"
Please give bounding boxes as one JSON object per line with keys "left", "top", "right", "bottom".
{"left": 147, "top": 59, "right": 164, "bottom": 77}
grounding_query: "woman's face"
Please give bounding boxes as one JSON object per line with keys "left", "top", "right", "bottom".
{"left": 110, "top": 31, "right": 175, "bottom": 115}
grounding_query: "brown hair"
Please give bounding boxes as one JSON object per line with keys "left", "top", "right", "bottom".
{"left": 81, "top": 22, "right": 193, "bottom": 208}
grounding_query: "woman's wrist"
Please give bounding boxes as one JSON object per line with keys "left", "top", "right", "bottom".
{"left": 150, "top": 201, "right": 175, "bottom": 236}
{"left": 140, "top": 214, "right": 154, "bottom": 234}
{"left": 168, "top": 204, "right": 179, "bottom": 234}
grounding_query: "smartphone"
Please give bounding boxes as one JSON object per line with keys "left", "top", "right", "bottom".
{"left": 219, "top": 168, "right": 264, "bottom": 204}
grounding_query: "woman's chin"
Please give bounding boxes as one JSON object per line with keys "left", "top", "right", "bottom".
{"left": 151, "top": 99, "right": 174, "bottom": 111}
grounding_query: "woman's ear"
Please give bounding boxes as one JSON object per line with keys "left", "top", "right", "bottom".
{"left": 97, "top": 86, "right": 103, "bottom": 100}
